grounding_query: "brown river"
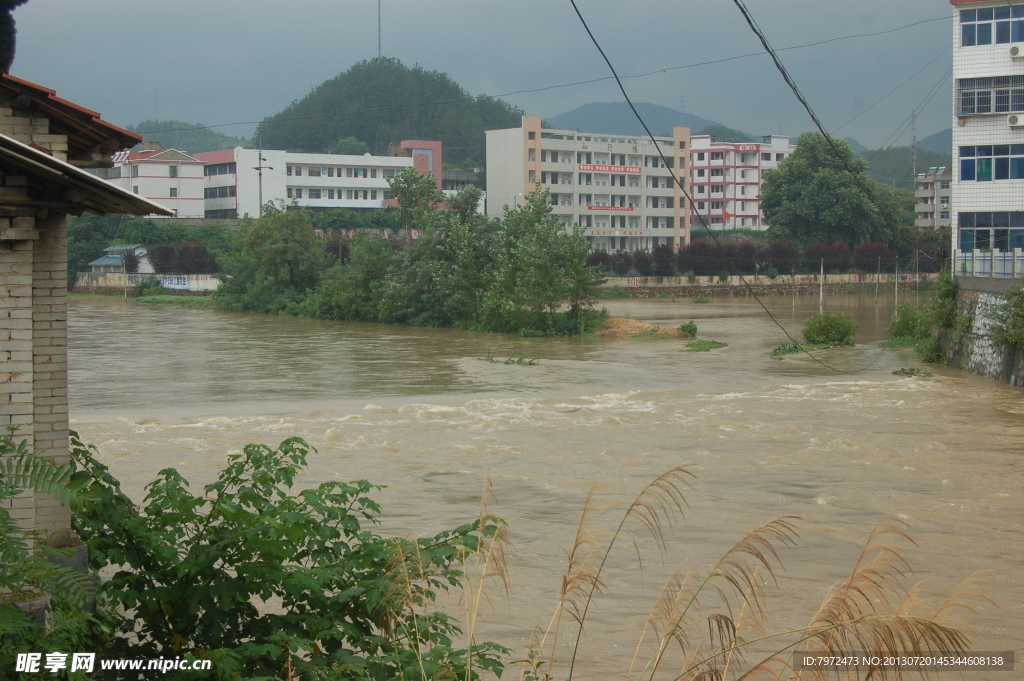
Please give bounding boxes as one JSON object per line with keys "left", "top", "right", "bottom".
{"left": 67, "top": 294, "right": 1021, "bottom": 679}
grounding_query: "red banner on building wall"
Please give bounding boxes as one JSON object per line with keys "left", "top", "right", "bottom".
{"left": 588, "top": 206, "right": 634, "bottom": 212}
{"left": 578, "top": 164, "right": 642, "bottom": 174}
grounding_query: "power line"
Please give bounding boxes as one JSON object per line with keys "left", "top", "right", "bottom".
{"left": 832, "top": 45, "right": 950, "bottom": 133}
{"left": 565, "top": 0, "right": 864, "bottom": 379}
{"left": 131, "top": 15, "right": 952, "bottom": 138}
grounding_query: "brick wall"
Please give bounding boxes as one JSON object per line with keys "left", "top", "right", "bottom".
{"left": 1, "top": 101, "right": 73, "bottom": 544}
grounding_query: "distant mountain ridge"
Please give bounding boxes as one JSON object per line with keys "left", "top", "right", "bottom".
{"left": 918, "top": 128, "right": 952, "bottom": 155}
{"left": 127, "top": 120, "right": 251, "bottom": 155}
{"left": 547, "top": 102, "right": 759, "bottom": 138}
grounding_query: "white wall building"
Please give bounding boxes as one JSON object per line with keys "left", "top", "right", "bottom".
{"left": 951, "top": 0, "right": 1024, "bottom": 268}
{"left": 486, "top": 115, "right": 692, "bottom": 251}
{"left": 193, "top": 140, "right": 443, "bottom": 219}
{"left": 688, "top": 134, "right": 795, "bottom": 231}
{"left": 99, "top": 146, "right": 205, "bottom": 217}
{"left": 914, "top": 167, "right": 952, "bottom": 229}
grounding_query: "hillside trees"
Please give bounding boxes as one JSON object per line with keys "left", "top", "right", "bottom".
{"left": 761, "top": 132, "right": 908, "bottom": 246}
{"left": 254, "top": 57, "right": 522, "bottom": 168}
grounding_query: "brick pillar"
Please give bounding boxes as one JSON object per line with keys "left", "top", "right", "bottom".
{"left": 1, "top": 233, "right": 36, "bottom": 530}
{"left": 31, "top": 214, "right": 72, "bottom": 543}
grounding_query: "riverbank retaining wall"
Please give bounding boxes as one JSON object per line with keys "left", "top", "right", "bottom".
{"left": 73, "top": 272, "right": 220, "bottom": 293}
{"left": 937, "top": 284, "right": 1024, "bottom": 386}
{"left": 602, "top": 273, "right": 938, "bottom": 298}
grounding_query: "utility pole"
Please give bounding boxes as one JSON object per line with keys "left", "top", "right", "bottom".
{"left": 254, "top": 136, "right": 273, "bottom": 218}
{"left": 378, "top": 0, "right": 382, "bottom": 59}
{"left": 911, "top": 108, "right": 917, "bottom": 188}
{"left": 819, "top": 258, "right": 824, "bottom": 313}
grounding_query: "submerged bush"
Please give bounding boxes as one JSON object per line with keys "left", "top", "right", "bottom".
{"left": 678, "top": 320, "right": 698, "bottom": 338}
{"left": 931, "top": 269, "right": 959, "bottom": 330}
{"left": 888, "top": 302, "right": 931, "bottom": 340}
{"left": 802, "top": 312, "right": 858, "bottom": 345}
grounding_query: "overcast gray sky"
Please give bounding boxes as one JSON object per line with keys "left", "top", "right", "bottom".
{"left": 13, "top": 1, "right": 954, "bottom": 147}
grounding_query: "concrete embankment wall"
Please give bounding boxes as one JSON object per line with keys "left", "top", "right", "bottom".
{"left": 937, "top": 284, "right": 1024, "bottom": 386}
{"left": 603, "top": 273, "right": 937, "bottom": 298}
{"left": 73, "top": 272, "right": 219, "bottom": 293}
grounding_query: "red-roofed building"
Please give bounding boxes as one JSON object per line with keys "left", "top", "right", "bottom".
{"left": 95, "top": 142, "right": 206, "bottom": 217}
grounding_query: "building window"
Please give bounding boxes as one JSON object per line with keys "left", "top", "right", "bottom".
{"left": 696, "top": 185, "right": 705, "bottom": 194}
{"left": 710, "top": 152, "right": 723, "bottom": 161}
{"left": 711, "top": 201, "right": 723, "bottom": 210}
{"left": 132, "top": 185, "right": 138, "bottom": 194}
{"left": 960, "top": 6, "right": 1024, "bottom": 47}
{"left": 169, "top": 187, "right": 177, "bottom": 198}
{"left": 940, "top": 212, "right": 950, "bottom": 220}
{"left": 371, "top": 190, "right": 377, "bottom": 200}
{"left": 328, "top": 189, "right": 335, "bottom": 199}
{"left": 371, "top": 169, "right": 377, "bottom": 178}
{"left": 294, "top": 166, "right": 302, "bottom": 176}
{"left": 696, "top": 169, "right": 705, "bottom": 177}
{"left": 327, "top": 167, "right": 334, "bottom": 177}
{"left": 711, "top": 168, "right": 723, "bottom": 177}
{"left": 711, "top": 185, "right": 723, "bottom": 193}
{"left": 957, "top": 76, "right": 1024, "bottom": 114}
{"left": 169, "top": 165, "right": 178, "bottom": 177}
{"left": 959, "top": 144, "right": 1024, "bottom": 180}
{"left": 294, "top": 188, "right": 302, "bottom": 198}
{"left": 940, "top": 181, "right": 950, "bottom": 189}
{"left": 958, "top": 212, "right": 1024, "bottom": 250}
{"left": 696, "top": 152, "right": 705, "bottom": 161}
{"left": 346, "top": 190, "right": 353, "bottom": 199}
{"left": 131, "top": 165, "right": 139, "bottom": 177}
{"left": 761, "top": 153, "right": 771, "bottom": 161}
{"left": 384, "top": 168, "right": 397, "bottom": 178}
{"left": 346, "top": 168, "right": 353, "bottom": 177}
{"left": 308, "top": 166, "right": 321, "bottom": 177}
{"left": 383, "top": 190, "right": 394, "bottom": 200}
{"left": 678, "top": 141, "right": 686, "bottom": 149}
{"left": 776, "top": 153, "right": 785, "bottom": 161}
{"left": 696, "top": 202, "right": 705, "bottom": 211}
{"left": 528, "top": 131, "right": 536, "bottom": 140}
{"left": 529, "top": 148, "right": 536, "bottom": 162}
{"left": 287, "top": 166, "right": 292, "bottom": 176}
{"left": 308, "top": 188, "right": 322, "bottom": 199}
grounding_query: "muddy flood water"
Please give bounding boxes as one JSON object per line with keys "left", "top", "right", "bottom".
{"left": 67, "top": 294, "right": 1021, "bottom": 679}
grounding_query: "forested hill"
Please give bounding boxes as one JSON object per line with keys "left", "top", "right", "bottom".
{"left": 255, "top": 57, "right": 523, "bottom": 169}
{"left": 861, "top": 145, "right": 953, "bottom": 189}
{"left": 127, "top": 120, "right": 250, "bottom": 154}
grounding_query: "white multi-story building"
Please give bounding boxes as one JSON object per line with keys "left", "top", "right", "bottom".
{"left": 951, "top": 0, "right": 1024, "bottom": 265}
{"left": 194, "top": 140, "right": 443, "bottom": 218}
{"left": 486, "top": 115, "right": 692, "bottom": 251}
{"left": 914, "top": 167, "right": 953, "bottom": 229}
{"left": 98, "top": 144, "right": 205, "bottom": 217}
{"left": 688, "top": 134, "right": 795, "bottom": 230}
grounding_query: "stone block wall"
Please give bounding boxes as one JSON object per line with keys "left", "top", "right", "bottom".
{"left": 938, "top": 288, "right": 1024, "bottom": 386}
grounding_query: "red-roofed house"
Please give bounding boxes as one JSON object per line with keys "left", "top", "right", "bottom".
{"left": 95, "top": 143, "right": 206, "bottom": 217}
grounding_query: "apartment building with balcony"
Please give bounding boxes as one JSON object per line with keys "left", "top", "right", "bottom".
{"left": 951, "top": 0, "right": 1024, "bottom": 268}
{"left": 486, "top": 115, "right": 691, "bottom": 251}
{"left": 688, "top": 134, "right": 795, "bottom": 231}
{"left": 914, "top": 167, "right": 952, "bottom": 228}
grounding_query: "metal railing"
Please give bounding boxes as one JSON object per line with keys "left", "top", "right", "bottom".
{"left": 955, "top": 248, "right": 1024, "bottom": 278}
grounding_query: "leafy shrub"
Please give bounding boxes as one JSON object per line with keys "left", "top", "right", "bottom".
{"left": 853, "top": 241, "right": 897, "bottom": 272}
{"left": 930, "top": 269, "right": 959, "bottom": 330}
{"left": 771, "top": 340, "right": 802, "bottom": 356}
{"left": 678, "top": 320, "right": 697, "bottom": 338}
{"left": 1, "top": 431, "right": 100, "bottom": 669}
{"left": 676, "top": 239, "right": 720, "bottom": 276}
{"left": 802, "top": 312, "right": 858, "bottom": 345}
{"left": 610, "top": 250, "right": 633, "bottom": 275}
{"left": 717, "top": 269, "right": 731, "bottom": 283}
{"left": 652, "top": 243, "right": 676, "bottom": 276}
{"left": 631, "top": 249, "right": 654, "bottom": 276}
{"left": 764, "top": 265, "right": 779, "bottom": 279}
{"left": 760, "top": 239, "right": 799, "bottom": 274}
{"left": 888, "top": 303, "right": 930, "bottom": 340}
{"left": 684, "top": 339, "right": 727, "bottom": 351}
{"left": 989, "top": 285, "right": 1024, "bottom": 349}
{"left": 70, "top": 435, "right": 508, "bottom": 679}
{"left": 692, "top": 296, "right": 710, "bottom": 304}
{"left": 605, "top": 285, "right": 626, "bottom": 299}
{"left": 586, "top": 249, "right": 613, "bottom": 272}
{"left": 131, "top": 277, "right": 169, "bottom": 297}
{"left": 804, "top": 241, "right": 852, "bottom": 273}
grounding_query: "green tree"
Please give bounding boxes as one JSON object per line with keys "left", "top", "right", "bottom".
{"left": 312, "top": 234, "right": 397, "bottom": 322}
{"left": 761, "top": 132, "right": 906, "bottom": 246}
{"left": 215, "top": 205, "right": 325, "bottom": 314}
{"left": 332, "top": 136, "right": 370, "bottom": 155}
{"left": 387, "top": 168, "right": 443, "bottom": 234}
